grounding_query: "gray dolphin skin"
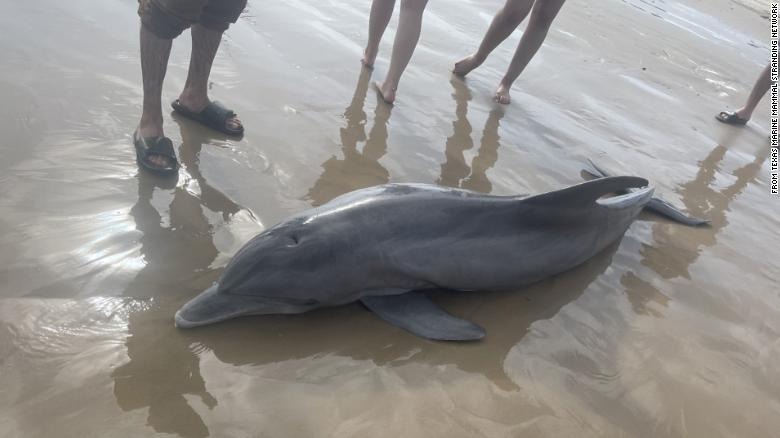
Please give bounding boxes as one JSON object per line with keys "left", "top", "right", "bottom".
{"left": 175, "top": 175, "right": 707, "bottom": 341}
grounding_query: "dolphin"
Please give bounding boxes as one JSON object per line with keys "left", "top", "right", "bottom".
{"left": 175, "top": 174, "right": 707, "bottom": 341}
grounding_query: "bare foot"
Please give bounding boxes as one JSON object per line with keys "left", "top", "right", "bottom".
{"left": 361, "top": 47, "right": 377, "bottom": 69}
{"left": 453, "top": 54, "right": 483, "bottom": 77}
{"left": 494, "top": 83, "right": 511, "bottom": 105}
{"left": 177, "top": 91, "right": 243, "bottom": 132}
{"left": 374, "top": 81, "right": 396, "bottom": 105}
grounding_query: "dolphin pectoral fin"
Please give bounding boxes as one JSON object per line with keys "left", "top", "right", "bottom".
{"left": 361, "top": 292, "right": 485, "bottom": 341}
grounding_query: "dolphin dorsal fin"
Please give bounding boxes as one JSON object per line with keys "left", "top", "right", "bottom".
{"left": 522, "top": 176, "right": 649, "bottom": 207}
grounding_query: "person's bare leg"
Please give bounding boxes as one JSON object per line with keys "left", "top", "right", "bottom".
{"left": 375, "top": 0, "right": 429, "bottom": 104}
{"left": 495, "top": 0, "right": 565, "bottom": 104}
{"left": 363, "top": 0, "right": 396, "bottom": 68}
{"left": 452, "top": 0, "right": 533, "bottom": 77}
{"left": 138, "top": 24, "right": 173, "bottom": 167}
{"left": 177, "top": 24, "right": 242, "bottom": 131}
{"left": 734, "top": 63, "right": 771, "bottom": 121}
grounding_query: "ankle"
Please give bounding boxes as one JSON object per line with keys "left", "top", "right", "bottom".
{"left": 138, "top": 117, "right": 164, "bottom": 137}
{"left": 364, "top": 43, "right": 378, "bottom": 56}
{"left": 140, "top": 111, "right": 162, "bottom": 126}
{"left": 381, "top": 79, "right": 397, "bottom": 91}
{"left": 471, "top": 53, "right": 487, "bottom": 65}
{"left": 179, "top": 87, "right": 208, "bottom": 106}
{"left": 363, "top": 45, "right": 379, "bottom": 66}
{"left": 735, "top": 108, "right": 752, "bottom": 120}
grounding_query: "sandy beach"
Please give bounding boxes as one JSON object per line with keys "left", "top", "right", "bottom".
{"left": 0, "top": 0, "right": 777, "bottom": 436}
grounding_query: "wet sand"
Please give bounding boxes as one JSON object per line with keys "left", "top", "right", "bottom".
{"left": 0, "top": 0, "right": 777, "bottom": 437}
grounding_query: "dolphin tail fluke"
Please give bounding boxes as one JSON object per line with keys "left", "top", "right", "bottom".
{"left": 644, "top": 198, "right": 709, "bottom": 226}
{"left": 585, "top": 159, "right": 709, "bottom": 226}
{"left": 361, "top": 291, "right": 485, "bottom": 341}
{"left": 584, "top": 159, "right": 613, "bottom": 180}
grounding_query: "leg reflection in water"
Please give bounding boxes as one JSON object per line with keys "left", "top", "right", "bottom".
{"left": 640, "top": 143, "right": 769, "bottom": 280}
{"left": 112, "top": 121, "right": 247, "bottom": 438}
{"left": 439, "top": 77, "right": 505, "bottom": 194}
{"left": 307, "top": 68, "right": 392, "bottom": 206}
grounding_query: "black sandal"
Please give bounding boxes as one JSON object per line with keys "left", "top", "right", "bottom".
{"left": 715, "top": 111, "right": 748, "bottom": 125}
{"left": 171, "top": 99, "right": 244, "bottom": 136}
{"left": 133, "top": 130, "right": 179, "bottom": 176}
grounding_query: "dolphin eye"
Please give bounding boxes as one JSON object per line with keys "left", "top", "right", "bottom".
{"left": 288, "top": 234, "right": 300, "bottom": 246}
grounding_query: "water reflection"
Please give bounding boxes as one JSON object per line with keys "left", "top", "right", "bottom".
{"left": 640, "top": 141, "right": 769, "bottom": 280}
{"left": 625, "top": 138, "right": 768, "bottom": 316}
{"left": 439, "top": 78, "right": 504, "bottom": 194}
{"left": 306, "top": 69, "right": 391, "bottom": 206}
{"left": 622, "top": 270, "right": 671, "bottom": 317}
{"left": 112, "top": 122, "right": 247, "bottom": 438}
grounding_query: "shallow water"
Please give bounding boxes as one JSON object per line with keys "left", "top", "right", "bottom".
{"left": 0, "top": 0, "right": 777, "bottom": 436}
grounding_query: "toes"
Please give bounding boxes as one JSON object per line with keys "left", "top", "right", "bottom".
{"left": 227, "top": 117, "right": 243, "bottom": 131}
{"left": 453, "top": 60, "right": 468, "bottom": 75}
{"left": 494, "top": 86, "right": 511, "bottom": 104}
{"left": 494, "top": 93, "right": 510, "bottom": 105}
{"left": 453, "top": 56, "right": 478, "bottom": 75}
{"left": 148, "top": 154, "right": 171, "bottom": 169}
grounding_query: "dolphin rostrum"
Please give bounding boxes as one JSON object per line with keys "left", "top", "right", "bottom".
{"left": 175, "top": 174, "right": 707, "bottom": 341}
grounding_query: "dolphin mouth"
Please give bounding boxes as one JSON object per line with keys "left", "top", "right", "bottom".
{"left": 174, "top": 284, "right": 320, "bottom": 329}
{"left": 175, "top": 283, "right": 263, "bottom": 329}
{"left": 175, "top": 310, "right": 233, "bottom": 329}
{"left": 174, "top": 306, "right": 246, "bottom": 329}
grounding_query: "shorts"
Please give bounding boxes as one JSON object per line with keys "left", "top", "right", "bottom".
{"left": 138, "top": 0, "right": 247, "bottom": 39}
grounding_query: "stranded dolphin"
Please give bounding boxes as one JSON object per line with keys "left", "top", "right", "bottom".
{"left": 175, "top": 175, "right": 707, "bottom": 340}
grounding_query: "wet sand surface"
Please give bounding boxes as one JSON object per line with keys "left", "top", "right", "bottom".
{"left": 0, "top": 0, "right": 778, "bottom": 436}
